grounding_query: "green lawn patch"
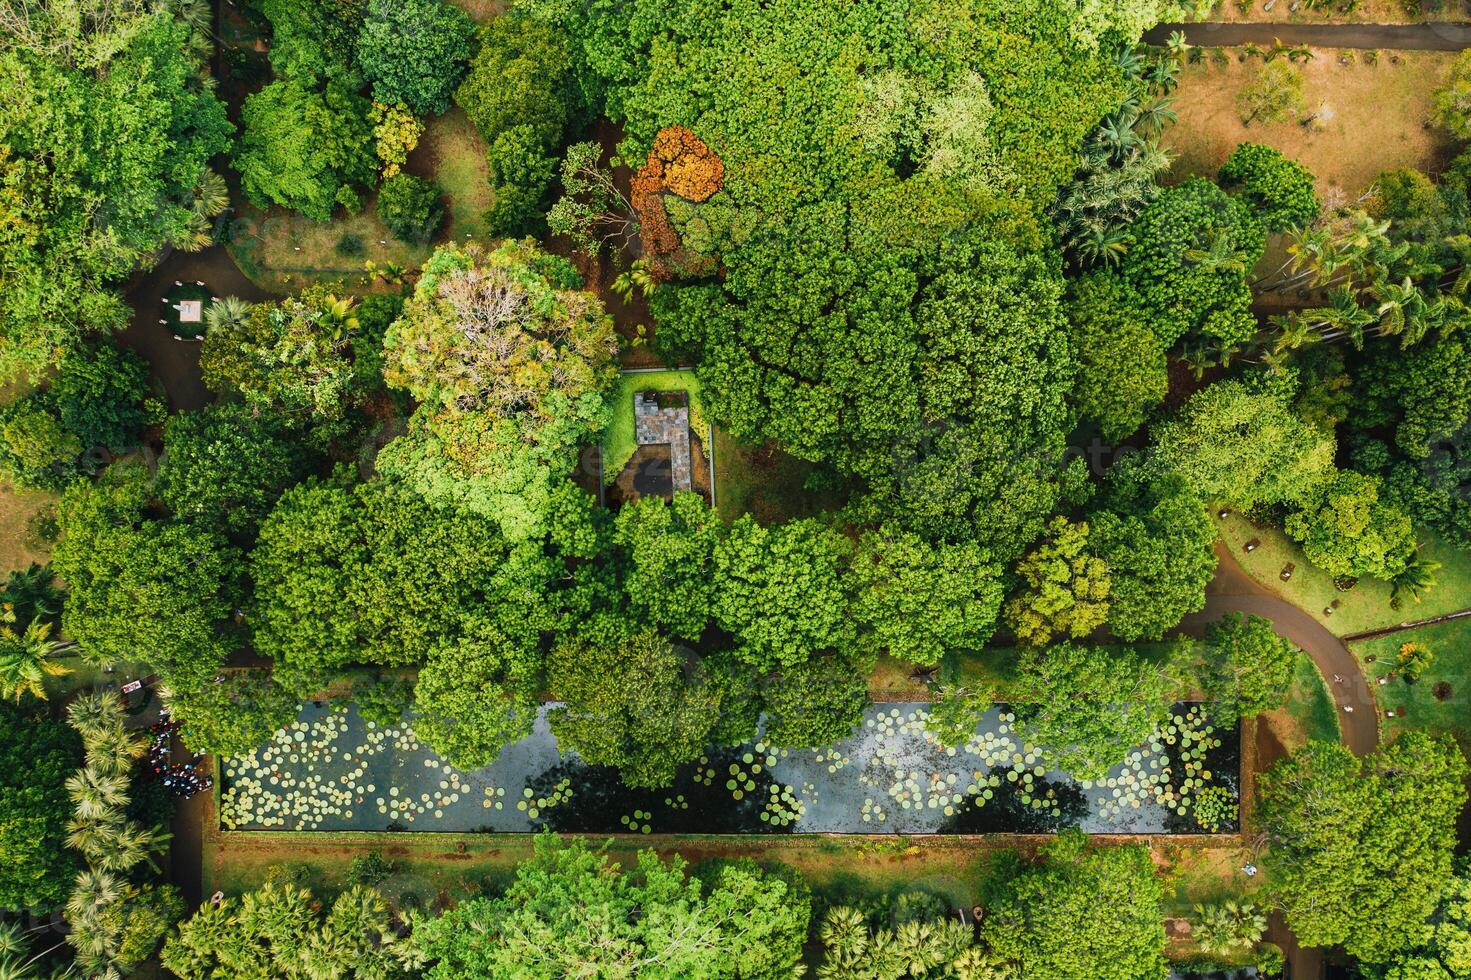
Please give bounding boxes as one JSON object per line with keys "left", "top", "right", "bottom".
{"left": 1348, "top": 617, "right": 1471, "bottom": 749}
{"left": 712, "top": 429, "right": 849, "bottom": 525}
{"left": 1215, "top": 510, "right": 1471, "bottom": 637}
{"left": 418, "top": 107, "right": 494, "bottom": 241}
{"left": 1282, "top": 651, "right": 1341, "bottom": 748}
{"left": 601, "top": 369, "right": 707, "bottom": 484}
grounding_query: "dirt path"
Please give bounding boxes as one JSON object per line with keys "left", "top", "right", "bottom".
{"left": 1146, "top": 21, "right": 1471, "bottom": 49}
{"left": 121, "top": 245, "right": 274, "bottom": 412}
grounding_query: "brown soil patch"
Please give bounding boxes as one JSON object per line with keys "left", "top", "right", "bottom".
{"left": 1166, "top": 50, "right": 1458, "bottom": 199}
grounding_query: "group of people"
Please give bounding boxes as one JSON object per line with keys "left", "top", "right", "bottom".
{"left": 148, "top": 713, "right": 212, "bottom": 800}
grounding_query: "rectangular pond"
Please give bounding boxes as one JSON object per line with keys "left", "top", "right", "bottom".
{"left": 220, "top": 701, "right": 1239, "bottom": 836}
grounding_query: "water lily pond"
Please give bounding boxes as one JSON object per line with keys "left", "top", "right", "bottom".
{"left": 220, "top": 702, "right": 1239, "bottom": 835}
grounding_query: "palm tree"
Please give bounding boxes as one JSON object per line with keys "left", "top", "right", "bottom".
{"left": 1077, "top": 226, "right": 1129, "bottom": 269}
{"left": 0, "top": 563, "right": 63, "bottom": 628}
{"left": 190, "top": 168, "right": 230, "bottom": 219}
{"left": 612, "top": 259, "right": 658, "bottom": 302}
{"left": 951, "top": 947, "right": 1018, "bottom": 980}
{"left": 65, "top": 767, "right": 129, "bottom": 822}
{"left": 1185, "top": 229, "right": 1251, "bottom": 275}
{"left": 316, "top": 294, "right": 360, "bottom": 343}
{"left": 0, "top": 620, "right": 72, "bottom": 701}
{"left": 204, "top": 295, "right": 252, "bottom": 335}
{"left": 1192, "top": 900, "right": 1267, "bottom": 956}
{"left": 87, "top": 726, "right": 148, "bottom": 778}
{"left": 1165, "top": 30, "right": 1191, "bottom": 63}
{"left": 893, "top": 920, "right": 948, "bottom": 977}
{"left": 819, "top": 906, "right": 869, "bottom": 963}
{"left": 66, "top": 692, "right": 124, "bottom": 745}
{"left": 174, "top": 210, "right": 214, "bottom": 252}
{"left": 1133, "top": 97, "right": 1177, "bottom": 136}
{"left": 1391, "top": 550, "right": 1442, "bottom": 607}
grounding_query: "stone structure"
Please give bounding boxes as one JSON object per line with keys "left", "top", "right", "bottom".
{"left": 634, "top": 391, "right": 692, "bottom": 492}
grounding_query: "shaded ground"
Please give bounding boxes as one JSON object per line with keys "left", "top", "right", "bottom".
{"left": 121, "top": 246, "right": 274, "bottom": 412}
{"left": 1164, "top": 48, "right": 1455, "bottom": 201}
{"left": 1147, "top": 21, "right": 1471, "bottom": 49}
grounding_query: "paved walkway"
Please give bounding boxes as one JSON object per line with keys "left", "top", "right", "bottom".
{"left": 1182, "top": 542, "right": 1384, "bottom": 980}
{"left": 1145, "top": 21, "right": 1471, "bottom": 50}
{"left": 1183, "top": 541, "right": 1379, "bottom": 757}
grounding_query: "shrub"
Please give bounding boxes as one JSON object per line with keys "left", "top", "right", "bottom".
{"left": 377, "top": 173, "right": 444, "bottom": 243}
{"left": 1218, "top": 143, "right": 1321, "bottom": 232}
{"left": 53, "top": 344, "right": 153, "bottom": 452}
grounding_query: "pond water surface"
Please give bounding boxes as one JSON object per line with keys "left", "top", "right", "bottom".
{"left": 220, "top": 701, "right": 1239, "bottom": 835}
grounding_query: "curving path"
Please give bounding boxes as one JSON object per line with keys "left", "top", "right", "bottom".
{"left": 1144, "top": 21, "right": 1471, "bottom": 50}
{"left": 1182, "top": 541, "right": 1380, "bottom": 757}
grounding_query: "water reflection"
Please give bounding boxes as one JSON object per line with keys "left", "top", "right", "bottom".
{"left": 220, "top": 702, "right": 1239, "bottom": 835}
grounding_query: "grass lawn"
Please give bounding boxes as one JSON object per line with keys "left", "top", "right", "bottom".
{"left": 1260, "top": 651, "right": 1342, "bottom": 752}
{"left": 1215, "top": 510, "right": 1471, "bottom": 637}
{"left": 0, "top": 485, "right": 54, "bottom": 575}
{"left": 1166, "top": 49, "right": 1456, "bottom": 200}
{"left": 412, "top": 108, "right": 495, "bottom": 242}
{"left": 1348, "top": 617, "right": 1471, "bottom": 750}
{"left": 601, "top": 369, "right": 707, "bottom": 483}
{"left": 227, "top": 198, "right": 434, "bottom": 294}
{"left": 713, "top": 430, "right": 850, "bottom": 526}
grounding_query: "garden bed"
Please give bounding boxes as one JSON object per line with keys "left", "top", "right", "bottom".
{"left": 1348, "top": 617, "right": 1471, "bottom": 749}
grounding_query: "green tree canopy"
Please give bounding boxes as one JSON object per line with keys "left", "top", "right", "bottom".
{"left": 53, "top": 344, "right": 153, "bottom": 453}
{"left": 1011, "top": 642, "right": 1169, "bottom": 781}
{"left": 850, "top": 525, "right": 1004, "bottom": 667}
{"left": 455, "top": 13, "right": 584, "bottom": 234}
{"left": 1260, "top": 733, "right": 1469, "bottom": 965}
{"left": 378, "top": 241, "right": 617, "bottom": 541}
{"left": 759, "top": 653, "right": 870, "bottom": 749}
{"left": 1199, "top": 612, "right": 1298, "bottom": 719}
{"left": 0, "top": 701, "right": 82, "bottom": 911}
{"left": 1092, "top": 469, "right": 1217, "bottom": 642}
{"left": 1004, "top": 517, "right": 1112, "bottom": 648}
{"left": 417, "top": 834, "right": 809, "bottom": 979}
{"left": 53, "top": 464, "right": 241, "bottom": 694}
{"left": 0, "top": 8, "right": 230, "bottom": 380}
{"left": 982, "top": 830, "right": 1168, "bottom": 980}
{"left": 1218, "top": 142, "right": 1321, "bottom": 233}
{"left": 235, "top": 79, "right": 376, "bottom": 221}
{"left": 1067, "top": 274, "right": 1169, "bottom": 441}
{"left": 250, "top": 480, "right": 556, "bottom": 694}
{"left": 200, "top": 286, "right": 365, "bottom": 422}
{"left": 1121, "top": 177, "right": 1265, "bottom": 354}
{"left": 547, "top": 628, "right": 724, "bottom": 789}
{"left": 162, "top": 881, "right": 416, "bottom": 979}
{"left": 713, "top": 516, "right": 854, "bottom": 671}
{"left": 166, "top": 669, "right": 299, "bottom": 759}
{"left": 1148, "top": 378, "right": 1337, "bottom": 510}
{"left": 611, "top": 491, "right": 723, "bottom": 642}
{"left": 159, "top": 403, "right": 312, "bottom": 539}
{"left": 357, "top": 0, "right": 475, "bottom": 116}
{"left": 1285, "top": 468, "right": 1417, "bottom": 581}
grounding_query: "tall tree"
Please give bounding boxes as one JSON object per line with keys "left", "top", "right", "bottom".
{"left": 1092, "top": 468, "right": 1217, "bottom": 642}
{"left": 235, "top": 79, "right": 376, "bottom": 220}
{"left": 0, "top": 6, "right": 231, "bottom": 380}
{"left": 417, "top": 834, "right": 809, "bottom": 979}
{"left": 378, "top": 241, "right": 618, "bottom": 541}
{"left": 850, "top": 526, "right": 1004, "bottom": 667}
{"left": 357, "top": 0, "right": 475, "bottom": 116}
{"left": 53, "top": 464, "right": 241, "bottom": 694}
{"left": 1284, "top": 469, "right": 1417, "bottom": 581}
{"left": 1148, "top": 379, "right": 1336, "bottom": 510}
{"left": 713, "top": 516, "right": 854, "bottom": 671}
{"left": 547, "top": 628, "right": 723, "bottom": 789}
{"left": 163, "top": 881, "right": 417, "bottom": 979}
{"left": 1004, "top": 517, "right": 1111, "bottom": 648}
{"left": 1218, "top": 142, "right": 1320, "bottom": 233}
{"left": 1198, "top": 612, "right": 1298, "bottom": 719}
{"left": 1011, "top": 642, "right": 1169, "bottom": 781}
{"left": 1260, "top": 733, "right": 1469, "bottom": 965}
{"left": 0, "top": 701, "right": 82, "bottom": 911}
{"left": 611, "top": 492, "right": 724, "bottom": 642}
{"left": 982, "top": 830, "right": 1168, "bottom": 980}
